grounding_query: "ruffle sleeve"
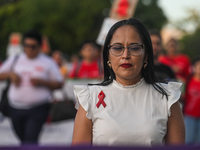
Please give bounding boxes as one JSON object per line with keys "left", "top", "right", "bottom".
{"left": 167, "top": 82, "right": 182, "bottom": 116}
{"left": 73, "top": 85, "right": 91, "bottom": 119}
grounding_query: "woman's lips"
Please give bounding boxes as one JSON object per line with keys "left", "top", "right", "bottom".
{"left": 120, "top": 63, "right": 132, "bottom": 68}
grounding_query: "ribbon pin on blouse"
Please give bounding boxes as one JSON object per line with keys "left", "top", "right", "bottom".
{"left": 96, "top": 91, "right": 106, "bottom": 108}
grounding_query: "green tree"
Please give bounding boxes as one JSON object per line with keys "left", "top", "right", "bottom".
{"left": 0, "top": 1, "right": 21, "bottom": 59}
{"left": 0, "top": 0, "right": 167, "bottom": 60}
{"left": 0, "top": 0, "right": 19, "bottom": 6}
{"left": 176, "top": 8, "right": 200, "bottom": 60}
{"left": 180, "top": 29, "right": 200, "bottom": 60}
{"left": 0, "top": 0, "right": 111, "bottom": 59}
{"left": 134, "top": 0, "right": 167, "bottom": 30}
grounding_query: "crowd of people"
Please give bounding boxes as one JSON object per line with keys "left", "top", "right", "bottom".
{"left": 0, "top": 17, "right": 200, "bottom": 146}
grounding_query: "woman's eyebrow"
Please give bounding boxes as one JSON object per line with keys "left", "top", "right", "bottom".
{"left": 129, "top": 42, "right": 141, "bottom": 45}
{"left": 111, "top": 43, "right": 123, "bottom": 45}
{"left": 111, "top": 42, "right": 142, "bottom": 45}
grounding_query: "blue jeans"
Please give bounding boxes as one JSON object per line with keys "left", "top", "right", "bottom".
{"left": 9, "top": 103, "right": 50, "bottom": 144}
{"left": 184, "top": 115, "right": 200, "bottom": 144}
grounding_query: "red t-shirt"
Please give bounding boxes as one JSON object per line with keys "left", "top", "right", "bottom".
{"left": 184, "top": 77, "right": 200, "bottom": 117}
{"left": 159, "top": 54, "right": 191, "bottom": 82}
{"left": 69, "top": 60, "right": 100, "bottom": 79}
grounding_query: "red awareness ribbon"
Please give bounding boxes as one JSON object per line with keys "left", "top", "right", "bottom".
{"left": 96, "top": 91, "right": 106, "bottom": 108}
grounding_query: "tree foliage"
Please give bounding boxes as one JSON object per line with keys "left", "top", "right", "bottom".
{"left": 0, "top": 0, "right": 167, "bottom": 59}
{"left": 177, "top": 8, "right": 200, "bottom": 60}
{"left": 180, "top": 29, "right": 200, "bottom": 60}
{"left": 134, "top": 0, "right": 167, "bottom": 30}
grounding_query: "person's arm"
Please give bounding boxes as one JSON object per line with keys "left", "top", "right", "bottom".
{"left": 165, "top": 101, "right": 185, "bottom": 144}
{"left": 0, "top": 72, "right": 21, "bottom": 86}
{"left": 0, "top": 72, "right": 10, "bottom": 81}
{"left": 72, "top": 105, "right": 92, "bottom": 145}
{"left": 30, "top": 78, "right": 63, "bottom": 90}
{"left": 30, "top": 59, "right": 64, "bottom": 90}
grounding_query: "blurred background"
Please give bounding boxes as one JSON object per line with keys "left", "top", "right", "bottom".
{"left": 0, "top": 0, "right": 200, "bottom": 61}
{"left": 0, "top": 0, "right": 200, "bottom": 146}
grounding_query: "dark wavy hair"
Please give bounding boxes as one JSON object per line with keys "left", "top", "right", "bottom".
{"left": 97, "top": 18, "right": 168, "bottom": 99}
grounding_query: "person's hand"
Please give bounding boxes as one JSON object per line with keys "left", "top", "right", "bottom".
{"left": 10, "top": 72, "right": 21, "bottom": 87}
{"left": 30, "top": 78, "right": 45, "bottom": 87}
{"left": 30, "top": 78, "right": 63, "bottom": 89}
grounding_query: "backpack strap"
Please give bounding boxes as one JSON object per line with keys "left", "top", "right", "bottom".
{"left": 10, "top": 55, "right": 19, "bottom": 71}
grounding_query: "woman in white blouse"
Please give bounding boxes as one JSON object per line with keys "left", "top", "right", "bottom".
{"left": 72, "top": 18, "right": 185, "bottom": 146}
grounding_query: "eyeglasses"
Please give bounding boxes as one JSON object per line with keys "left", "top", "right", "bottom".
{"left": 23, "top": 44, "right": 39, "bottom": 50}
{"left": 108, "top": 44, "right": 145, "bottom": 56}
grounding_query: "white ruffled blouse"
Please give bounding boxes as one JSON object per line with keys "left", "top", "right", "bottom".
{"left": 73, "top": 78, "right": 182, "bottom": 146}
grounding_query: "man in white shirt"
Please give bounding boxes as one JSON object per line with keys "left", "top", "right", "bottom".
{"left": 0, "top": 30, "right": 63, "bottom": 144}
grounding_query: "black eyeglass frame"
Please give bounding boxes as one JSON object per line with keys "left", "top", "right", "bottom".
{"left": 108, "top": 44, "right": 145, "bottom": 57}
{"left": 23, "top": 43, "right": 40, "bottom": 50}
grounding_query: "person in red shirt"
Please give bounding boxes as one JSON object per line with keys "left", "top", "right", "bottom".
{"left": 184, "top": 57, "right": 200, "bottom": 144}
{"left": 159, "top": 38, "right": 191, "bottom": 83}
{"left": 69, "top": 41, "right": 101, "bottom": 79}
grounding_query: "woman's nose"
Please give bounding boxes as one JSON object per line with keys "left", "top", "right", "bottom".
{"left": 122, "top": 48, "right": 130, "bottom": 59}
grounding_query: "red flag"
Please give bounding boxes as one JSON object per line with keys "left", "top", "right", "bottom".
{"left": 115, "top": 0, "right": 129, "bottom": 17}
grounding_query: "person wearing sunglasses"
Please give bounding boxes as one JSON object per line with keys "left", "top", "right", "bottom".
{"left": 0, "top": 30, "right": 63, "bottom": 144}
{"left": 72, "top": 18, "right": 185, "bottom": 146}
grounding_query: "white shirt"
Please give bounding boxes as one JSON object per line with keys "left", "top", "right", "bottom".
{"left": 73, "top": 79, "right": 182, "bottom": 146}
{"left": 0, "top": 52, "right": 63, "bottom": 109}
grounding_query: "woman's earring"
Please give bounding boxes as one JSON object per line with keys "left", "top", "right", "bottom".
{"left": 144, "top": 62, "right": 148, "bottom": 69}
{"left": 107, "top": 61, "right": 111, "bottom": 68}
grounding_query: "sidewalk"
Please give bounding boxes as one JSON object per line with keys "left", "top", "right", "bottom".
{"left": 0, "top": 116, "right": 74, "bottom": 146}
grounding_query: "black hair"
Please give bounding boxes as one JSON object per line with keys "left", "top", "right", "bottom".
{"left": 97, "top": 18, "right": 168, "bottom": 99}
{"left": 79, "top": 40, "right": 97, "bottom": 51}
{"left": 23, "top": 30, "right": 42, "bottom": 46}
{"left": 148, "top": 29, "right": 162, "bottom": 41}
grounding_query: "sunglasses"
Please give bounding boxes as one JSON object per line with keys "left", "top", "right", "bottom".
{"left": 23, "top": 44, "right": 39, "bottom": 50}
